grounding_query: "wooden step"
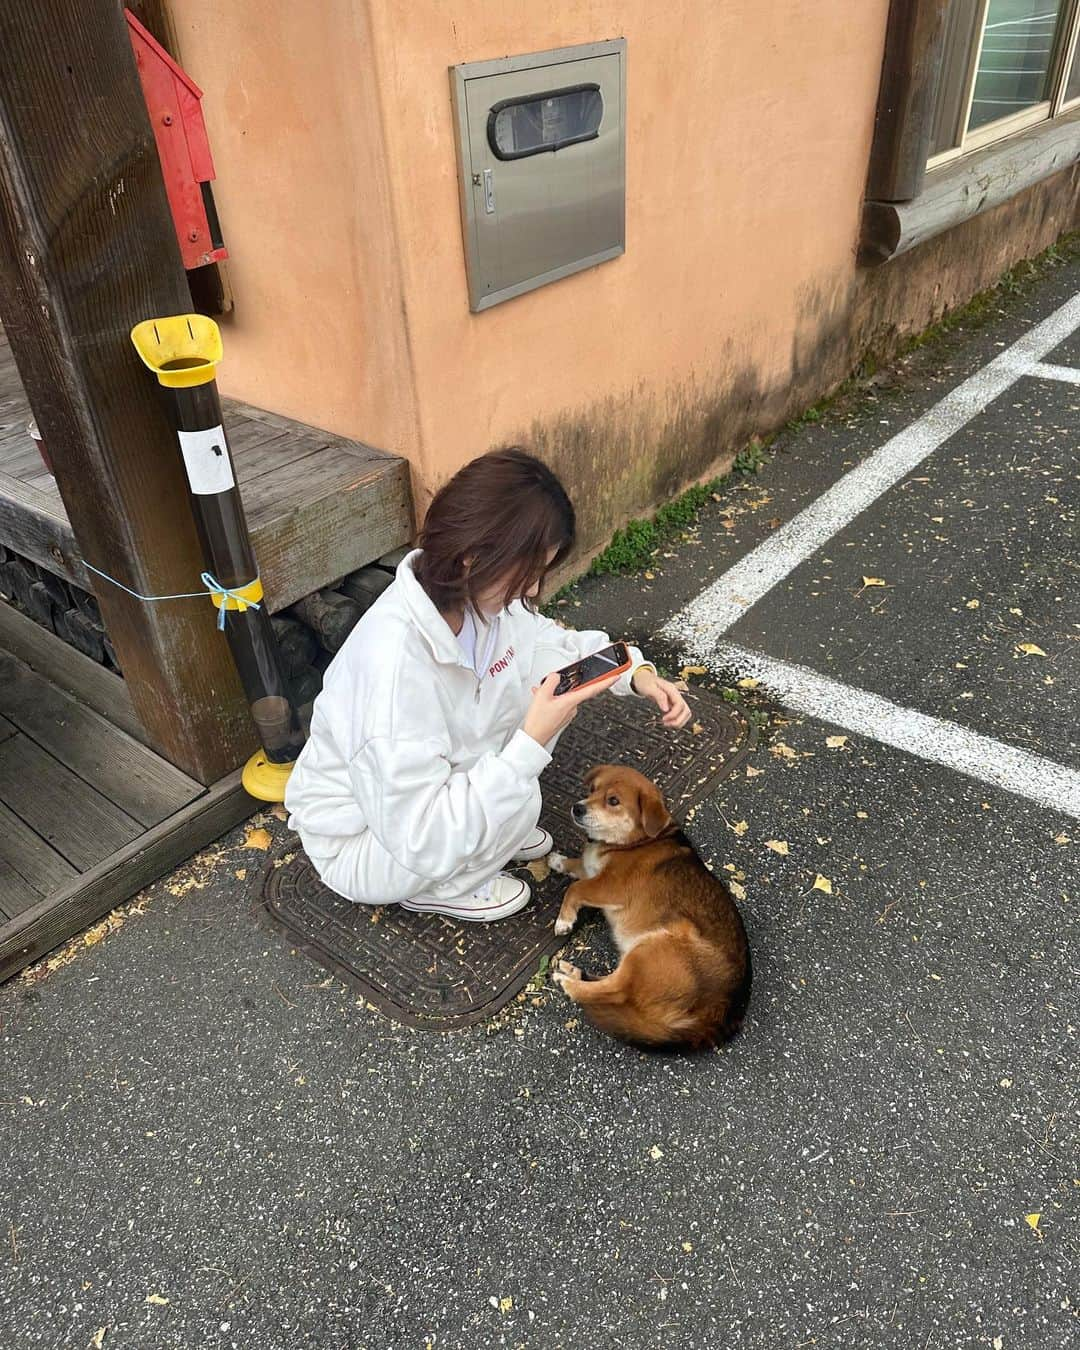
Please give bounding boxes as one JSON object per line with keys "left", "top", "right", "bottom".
{"left": 0, "top": 327, "right": 413, "bottom": 612}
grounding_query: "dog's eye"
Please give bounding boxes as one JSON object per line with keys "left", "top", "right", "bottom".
{"left": 606, "top": 795, "right": 620, "bottom": 807}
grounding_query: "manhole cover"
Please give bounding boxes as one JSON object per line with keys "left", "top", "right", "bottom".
{"left": 260, "top": 687, "right": 754, "bottom": 1030}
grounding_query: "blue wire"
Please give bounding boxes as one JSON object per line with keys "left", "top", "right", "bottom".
{"left": 81, "top": 562, "right": 262, "bottom": 630}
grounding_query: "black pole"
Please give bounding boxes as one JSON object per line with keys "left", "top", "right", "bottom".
{"left": 131, "top": 315, "right": 304, "bottom": 800}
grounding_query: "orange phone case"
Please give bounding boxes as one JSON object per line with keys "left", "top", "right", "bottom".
{"left": 553, "top": 643, "right": 632, "bottom": 695}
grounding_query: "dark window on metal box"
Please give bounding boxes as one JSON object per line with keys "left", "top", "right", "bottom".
{"left": 488, "top": 84, "right": 603, "bottom": 160}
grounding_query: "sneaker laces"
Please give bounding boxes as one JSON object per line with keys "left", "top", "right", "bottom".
{"left": 472, "top": 875, "right": 503, "bottom": 902}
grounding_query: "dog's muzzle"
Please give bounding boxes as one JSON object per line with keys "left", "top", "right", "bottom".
{"left": 571, "top": 801, "right": 587, "bottom": 823}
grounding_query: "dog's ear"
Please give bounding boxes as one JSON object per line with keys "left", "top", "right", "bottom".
{"left": 640, "top": 784, "right": 672, "bottom": 838}
{"left": 584, "top": 765, "right": 604, "bottom": 792}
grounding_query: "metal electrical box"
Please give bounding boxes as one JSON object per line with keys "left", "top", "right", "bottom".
{"left": 451, "top": 40, "right": 626, "bottom": 312}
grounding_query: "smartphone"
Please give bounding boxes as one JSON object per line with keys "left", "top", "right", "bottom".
{"left": 553, "top": 642, "right": 632, "bottom": 696}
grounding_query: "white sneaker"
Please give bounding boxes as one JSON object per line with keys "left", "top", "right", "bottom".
{"left": 512, "top": 827, "right": 553, "bottom": 863}
{"left": 401, "top": 873, "right": 532, "bottom": 923}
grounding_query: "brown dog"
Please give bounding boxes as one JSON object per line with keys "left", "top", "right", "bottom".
{"left": 548, "top": 765, "right": 751, "bottom": 1048}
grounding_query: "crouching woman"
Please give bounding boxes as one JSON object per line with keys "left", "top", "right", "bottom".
{"left": 285, "top": 449, "right": 690, "bottom": 922}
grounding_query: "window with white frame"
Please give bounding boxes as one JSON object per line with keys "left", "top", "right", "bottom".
{"left": 929, "top": 0, "right": 1080, "bottom": 164}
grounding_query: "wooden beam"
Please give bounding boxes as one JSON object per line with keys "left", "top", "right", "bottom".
{"left": 0, "top": 0, "right": 251, "bottom": 781}
{"left": 0, "top": 769, "right": 253, "bottom": 984}
{"left": 861, "top": 108, "right": 1080, "bottom": 265}
{"left": 865, "top": 0, "right": 949, "bottom": 204}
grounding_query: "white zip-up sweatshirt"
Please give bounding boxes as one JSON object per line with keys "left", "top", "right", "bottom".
{"left": 284, "top": 550, "right": 652, "bottom": 903}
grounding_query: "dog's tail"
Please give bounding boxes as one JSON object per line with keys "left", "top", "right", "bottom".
{"left": 581, "top": 1000, "right": 696, "bottom": 1048}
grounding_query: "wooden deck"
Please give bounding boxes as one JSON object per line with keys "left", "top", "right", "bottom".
{"left": 0, "top": 324, "right": 413, "bottom": 612}
{"left": 0, "top": 323, "right": 413, "bottom": 979}
{"left": 0, "top": 602, "right": 253, "bottom": 981}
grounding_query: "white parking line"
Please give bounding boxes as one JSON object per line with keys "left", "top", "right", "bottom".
{"left": 707, "top": 643, "right": 1080, "bottom": 821}
{"left": 1029, "top": 359, "right": 1080, "bottom": 384}
{"left": 661, "top": 290, "right": 1080, "bottom": 817}
{"left": 663, "top": 291, "right": 1080, "bottom": 649}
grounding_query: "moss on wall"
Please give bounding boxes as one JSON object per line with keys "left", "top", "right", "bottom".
{"left": 524, "top": 163, "right": 1080, "bottom": 572}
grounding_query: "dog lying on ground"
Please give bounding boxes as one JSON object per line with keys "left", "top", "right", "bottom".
{"left": 548, "top": 765, "right": 751, "bottom": 1049}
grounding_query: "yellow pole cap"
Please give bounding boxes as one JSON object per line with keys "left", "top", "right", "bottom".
{"left": 130, "top": 314, "right": 223, "bottom": 388}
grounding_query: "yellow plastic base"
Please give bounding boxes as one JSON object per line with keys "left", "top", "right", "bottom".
{"left": 242, "top": 749, "right": 295, "bottom": 803}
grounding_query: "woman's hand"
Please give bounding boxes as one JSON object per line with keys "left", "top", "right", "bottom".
{"left": 631, "top": 668, "right": 693, "bottom": 729}
{"left": 523, "top": 672, "right": 621, "bottom": 747}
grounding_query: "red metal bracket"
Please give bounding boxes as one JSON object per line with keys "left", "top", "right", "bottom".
{"left": 125, "top": 9, "right": 228, "bottom": 270}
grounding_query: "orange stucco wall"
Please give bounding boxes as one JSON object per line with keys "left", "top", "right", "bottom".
{"left": 169, "top": 3, "right": 886, "bottom": 500}
{"left": 165, "top": 2, "right": 1078, "bottom": 560}
{"left": 166, "top": 0, "right": 422, "bottom": 461}
{"left": 368, "top": 1, "right": 889, "bottom": 500}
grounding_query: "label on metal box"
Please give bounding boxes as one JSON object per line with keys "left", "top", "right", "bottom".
{"left": 177, "top": 425, "right": 235, "bottom": 496}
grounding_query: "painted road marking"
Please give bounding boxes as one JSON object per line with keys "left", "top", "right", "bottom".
{"left": 1029, "top": 360, "right": 1080, "bottom": 385}
{"left": 663, "top": 290, "right": 1080, "bottom": 650}
{"left": 708, "top": 643, "right": 1080, "bottom": 821}
{"left": 661, "top": 290, "right": 1080, "bottom": 818}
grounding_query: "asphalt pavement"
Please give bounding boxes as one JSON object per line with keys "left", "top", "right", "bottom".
{"left": 1, "top": 254, "right": 1077, "bottom": 1349}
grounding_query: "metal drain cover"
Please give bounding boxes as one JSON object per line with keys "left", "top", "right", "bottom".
{"left": 260, "top": 687, "right": 754, "bottom": 1030}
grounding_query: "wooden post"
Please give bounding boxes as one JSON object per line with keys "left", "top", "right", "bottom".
{"left": 0, "top": 0, "right": 251, "bottom": 782}
{"left": 865, "top": 0, "right": 950, "bottom": 204}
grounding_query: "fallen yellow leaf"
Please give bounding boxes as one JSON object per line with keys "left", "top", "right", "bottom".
{"left": 737, "top": 677, "right": 760, "bottom": 690}
{"left": 270, "top": 803, "right": 288, "bottom": 822}
{"left": 746, "top": 765, "right": 764, "bottom": 777}
{"left": 765, "top": 840, "right": 789, "bottom": 855}
{"left": 1053, "top": 833, "right": 1071, "bottom": 846}
{"left": 682, "top": 1241, "right": 693, "bottom": 1252}
{"left": 728, "top": 880, "right": 747, "bottom": 901}
{"left": 243, "top": 827, "right": 272, "bottom": 851}
{"left": 825, "top": 735, "right": 848, "bottom": 749}
{"left": 691, "top": 722, "right": 705, "bottom": 736}
{"left": 644, "top": 570, "right": 655, "bottom": 580}
{"left": 1009, "top": 607, "right": 1023, "bottom": 616}
{"left": 1015, "top": 642, "right": 1046, "bottom": 657}
{"left": 650, "top": 1145, "right": 664, "bottom": 1160}
{"left": 861, "top": 576, "right": 887, "bottom": 588}
{"left": 90, "top": 1332, "right": 107, "bottom": 1350}
{"left": 234, "top": 868, "right": 247, "bottom": 881}
{"left": 731, "top": 820, "right": 749, "bottom": 836}
{"left": 856, "top": 811, "right": 868, "bottom": 819}
{"left": 146, "top": 1294, "right": 169, "bottom": 1306}
{"left": 1024, "top": 1212, "right": 1041, "bottom": 1231}
{"left": 679, "top": 665, "right": 708, "bottom": 680}
{"left": 771, "top": 742, "right": 799, "bottom": 760}
{"left": 524, "top": 859, "right": 550, "bottom": 883}
{"left": 812, "top": 874, "right": 833, "bottom": 895}
{"left": 966, "top": 599, "right": 980, "bottom": 609}
{"left": 499, "top": 1297, "right": 513, "bottom": 1314}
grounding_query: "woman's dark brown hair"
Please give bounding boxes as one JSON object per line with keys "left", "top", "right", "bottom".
{"left": 414, "top": 448, "right": 575, "bottom": 614}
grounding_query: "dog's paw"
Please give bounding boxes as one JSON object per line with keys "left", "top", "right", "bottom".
{"left": 550, "top": 958, "right": 581, "bottom": 989}
{"left": 554, "top": 914, "right": 575, "bottom": 936}
{"left": 547, "top": 851, "right": 570, "bottom": 874}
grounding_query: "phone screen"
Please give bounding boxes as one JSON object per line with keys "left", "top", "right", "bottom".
{"left": 554, "top": 642, "right": 631, "bottom": 695}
